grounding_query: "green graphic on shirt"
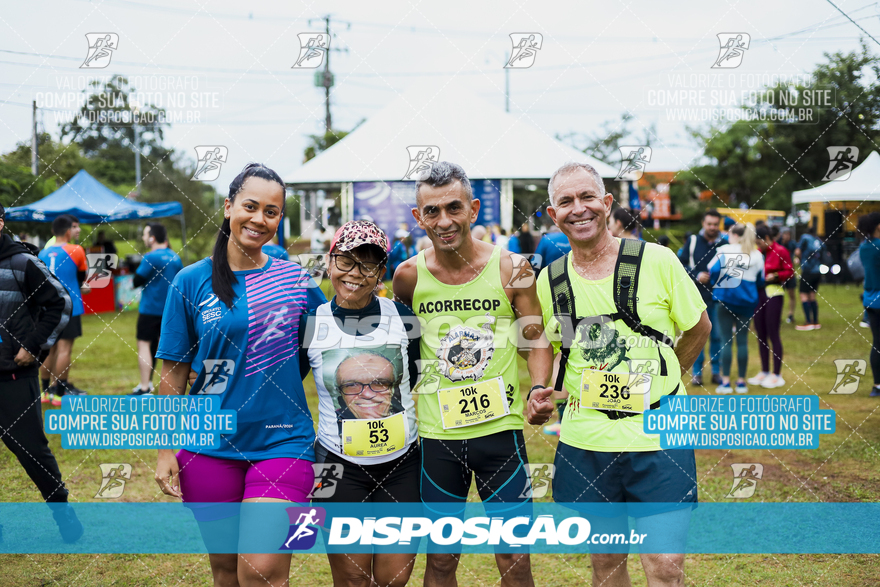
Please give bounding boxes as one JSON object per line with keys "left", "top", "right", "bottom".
{"left": 577, "top": 320, "right": 630, "bottom": 371}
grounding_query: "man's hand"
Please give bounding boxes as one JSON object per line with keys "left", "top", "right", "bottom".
{"left": 697, "top": 272, "right": 710, "bottom": 284}
{"left": 13, "top": 347, "right": 36, "bottom": 367}
{"left": 527, "top": 387, "right": 555, "bottom": 425}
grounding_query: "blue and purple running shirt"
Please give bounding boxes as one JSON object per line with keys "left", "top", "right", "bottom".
{"left": 157, "top": 257, "right": 326, "bottom": 461}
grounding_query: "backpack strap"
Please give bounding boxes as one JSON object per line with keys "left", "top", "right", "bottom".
{"left": 611, "top": 239, "right": 675, "bottom": 350}
{"left": 548, "top": 253, "right": 575, "bottom": 392}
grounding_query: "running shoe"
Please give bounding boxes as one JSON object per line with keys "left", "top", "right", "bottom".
{"left": 130, "top": 383, "right": 153, "bottom": 396}
{"left": 711, "top": 373, "right": 723, "bottom": 385}
{"left": 761, "top": 374, "right": 786, "bottom": 389}
{"left": 812, "top": 324, "right": 822, "bottom": 330}
{"left": 60, "top": 382, "right": 88, "bottom": 396}
{"left": 40, "top": 391, "right": 50, "bottom": 404}
{"left": 716, "top": 383, "right": 733, "bottom": 394}
{"left": 786, "top": 314, "right": 794, "bottom": 324}
{"left": 860, "top": 321, "right": 870, "bottom": 328}
{"left": 748, "top": 372, "right": 769, "bottom": 386}
{"left": 49, "top": 386, "right": 63, "bottom": 407}
{"left": 543, "top": 421, "right": 561, "bottom": 436}
{"left": 794, "top": 324, "right": 814, "bottom": 331}
{"left": 690, "top": 375, "right": 703, "bottom": 387}
{"left": 49, "top": 503, "right": 83, "bottom": 544}
{"left": 735, "top": 381, "right": 749, "bottom": 394}
{"left": 870, "top": 386, "right": 880, "bottom": 398}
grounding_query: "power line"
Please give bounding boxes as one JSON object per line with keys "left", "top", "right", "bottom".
{"left": 824, "top": 0, "right": 880, "bottom": 46}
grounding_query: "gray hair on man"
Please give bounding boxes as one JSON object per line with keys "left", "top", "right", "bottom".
{"left": 547, "top": 162, "right": 606, "bottom": 206}
{"left": 415, "top": 161, "right": 474, "bottom": 206}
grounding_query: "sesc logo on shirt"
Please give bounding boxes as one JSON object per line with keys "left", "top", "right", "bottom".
{"left": 199, "top": 294, "right": 222, "bottom": 323}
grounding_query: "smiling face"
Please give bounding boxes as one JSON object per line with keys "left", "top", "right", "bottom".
{"left": 141, "top": 226, "right": 152, "bottom": 248}
{"left": 225, "top": 176, "right": 283, "bottom": 254}
{"left": 413, "top": 180, "right": 480, "bottom": 253}
{"left": 547, "top": 168, "right": 613, "bottom": 246}
{"left": 329, "top": 245, "right": 385, "bottom": 309}
{"left": 336, "top": 354, "right": 395, "bottom": 420}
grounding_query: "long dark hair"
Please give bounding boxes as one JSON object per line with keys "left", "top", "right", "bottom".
{"left": 212, "top": 163, "right": 286, "bottom": 307}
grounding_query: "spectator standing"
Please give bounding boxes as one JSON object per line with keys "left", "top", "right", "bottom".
{"left": 795, "top": 226, "right": 826, "bottom": 330}
{"left": 678, "top": 209, "right": 725, "bottom": 387}
{"left": 534, "top": 224, "right": 571, "bottom": 271}
{"left": 857, "top": 212, "right": 880, "bottom": 397}
{"left": 778, "top": 228, "right": 799, "bottom": 323}
{"left": 130, "top": 223, "right": 183, "bottom": 395}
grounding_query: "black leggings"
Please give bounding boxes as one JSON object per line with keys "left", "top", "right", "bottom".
{"left": 867, "top": 308, "right": 880, "bottom": 385}
{"left": 0, "top": 376, "right": 69, "bottom": 502}
{"left": 754, "top": 293, "right": 784, "bottom": 375}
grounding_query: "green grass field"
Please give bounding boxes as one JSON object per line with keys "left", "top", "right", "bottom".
{"left": 2, "top": 284, "right": 880, "bottom": 585}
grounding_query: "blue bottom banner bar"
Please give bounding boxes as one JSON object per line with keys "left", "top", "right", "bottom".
{"left": 2, "top": 502, "right": 877, "bottom": 554}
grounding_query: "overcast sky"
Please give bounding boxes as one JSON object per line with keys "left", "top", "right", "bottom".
{"left": 2, "top": 0, "right": 879, "bottom": 191}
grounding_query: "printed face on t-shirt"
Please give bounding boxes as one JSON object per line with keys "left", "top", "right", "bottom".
{"left": 335, "top": 354, "right": 396, "bottom": 420}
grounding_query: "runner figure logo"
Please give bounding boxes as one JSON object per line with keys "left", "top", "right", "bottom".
{"left": 308, "top": 464, "right": 343, "bottom": 499}
{"left": 191, "top": 146, "right": 229, "bottom": 181}
{"left": 411, "top": 359, "right": 443, "bottom": 395}
{"left": 280, "top": 507, "right": 325, "bottom": 550}
{"left": 727, "top": 463, "right": 763, "bottom": 498}
{"left": 616, "top": 146, "right": 652, "bottom": 181}
{"left": 824, "top": 147, "right": 859, "bottom": 181}
{"left": 711, "top": 33, "right": 750, "bottom": 69}
{"left": 436, "top": 315, "right": 495, "bottom": 382}
{"left": 629, "top": 359, "right": 660, "bottom": 388}
{"left": 404, "top": 146, "right": 440, "bottom": 181}
{"left": 506, "top": 255, "right": 540, "bottom": 289}
{"left": 85, "top": 253, "right": 118, "bottom": 289}
{"left": 830, "top": 359, "right": 866, "bottom": 394}
{"left": 292, "top": 33, "right": 329, "bottom": 69}
{"left": 295, "top": 253, "right": 327, "bottom": 287}
{"left": 200, "top": 360, "right": 235, "bottom": 394}
{"left": 95, "top": 463, "right": 132, "bottom": 498}
{"left": 505, "top": 33, "right": 543, "bottom": 69}
{"left": 81, "top": 33, "right": 119, "bottom": 69}
{"left": 716, "top": 253, "right": 750, "bottom": 289}
{"left": 519, "top": 463, "right": 555, "bottom": 499}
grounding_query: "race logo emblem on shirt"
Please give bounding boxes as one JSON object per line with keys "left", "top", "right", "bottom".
{"left": 615, "top": 146, "right": 652, "bottom": 181}
{"left": 824, "top": 147, "right": 859, "bottom": 181}
{"left": 309, "top": 464, "right": 343, "bottom": 499}
{"left": 199, "top": 294, "right": 222, "bottom": 323}
{"left": 519, "top": 463, "right": 555, "bottom": 499}
{"left": 505, "top": 33, "right": 543, "bottom": 69}
{"left": 95, "top": 463, "right": 132, "bottom": 499}
{"left": 577, "top": 317, "right": 629, "bottom": 371}
{"left": 726, "top": 463, "right": 763, "bottom": 498}
{"left": 411, "top": 359, "right": 443, "bottom": 395}
{"left": 436, "top": 315, "right": 495, "bottom": 382}
{"left": 191, "top": 146, "right": 229, "bottom": 181}
{"left": 280, "top": 507, "right": 325, "bottom": 550}
{"left": 292, "top": 33, "right": 329, "bottom": 69}
{"left": 200, "top": 360, "right": 235, "bottom": 394}
{"left": 506, "top": 254, "right": 541, "bottom": 289}
{"left": 294, "top": 253, "right": 327, "bottom": 287}
{"left": 711, "top": 33, "right": 750, "bottom": 69}
{"left": 85, "top": 253, "right": 118, "bottom": 289}
{"left": 830, "top": 359, "right": 866, "bottom": 395}
{"left": 716, "top": 253, "right": 750, "bottom": 289}
{"left": 404, "top": 146, "right": 440, "bottom": 181}
{"left": 81, "top": 33, "right": 119, "bottom": 69}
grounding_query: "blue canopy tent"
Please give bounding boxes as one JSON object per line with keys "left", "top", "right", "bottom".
{"left": 6, "top": 169, "right": 187, "bottom": 261}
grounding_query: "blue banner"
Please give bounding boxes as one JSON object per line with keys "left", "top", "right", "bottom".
{"left": 2, "top": 503, "right": 878, "bottom": 554}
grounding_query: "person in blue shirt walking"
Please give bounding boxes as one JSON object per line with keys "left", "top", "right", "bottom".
{"left": 708, "top": 223, "right": 765, "bottom": 394}
{"left": 262, "top": 237, "right": 289, "bottom": 260}
{"left": 857, "top": 212, "right": 880, "bottom": 397}
{"left": 154, "top": 163, "right": 326, "bottom": 587}
{"left": 130, "top": 223, "right": 182, "bottom": 395}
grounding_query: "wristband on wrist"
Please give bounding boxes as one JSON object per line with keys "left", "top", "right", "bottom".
{"left": 527, "top": 384, "right": 544, "bottom": 402}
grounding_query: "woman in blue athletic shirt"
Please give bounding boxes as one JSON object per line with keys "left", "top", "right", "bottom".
{"left": 155, "top": 163, "right": 326, "bottom": 586}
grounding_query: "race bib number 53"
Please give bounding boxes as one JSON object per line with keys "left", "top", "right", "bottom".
{"left": 580, "top": 369, "right": 652, "bottom": 414}
{"left": 342, "top": 413, "right": 406, "bottom": 457}
{"left": 439, "top": 376, "right": 510, "bottom": 429}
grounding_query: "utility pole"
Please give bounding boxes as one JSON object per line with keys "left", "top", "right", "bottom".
{"left": 310, "top": 15, "right": 349, "bottom": 133}
{"left": 31, "top": 100, "right": 38, "bottom": 175}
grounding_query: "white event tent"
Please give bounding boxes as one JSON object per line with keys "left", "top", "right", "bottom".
{"left": 792, "top": 151, "right": 880, "bottom": 204}
{"left": 285, "top": 78, "right": 619, "bottom": 232}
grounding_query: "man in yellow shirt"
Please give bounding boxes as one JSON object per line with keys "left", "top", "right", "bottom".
{"left": 535, "top": 162, "right": 711, "bottom": 587}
